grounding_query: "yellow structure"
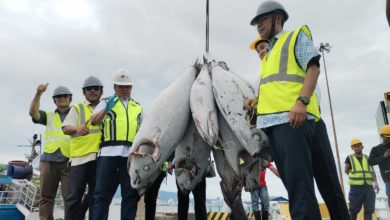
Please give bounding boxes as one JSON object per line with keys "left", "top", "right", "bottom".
{"left": 278, "top": 203, "right": 377, "bottom": 220}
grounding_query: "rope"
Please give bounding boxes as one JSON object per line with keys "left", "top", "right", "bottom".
{"left": 206, "top": 0, "right": 209, "bottom": 53}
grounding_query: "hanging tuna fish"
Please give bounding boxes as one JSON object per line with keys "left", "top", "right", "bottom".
{"left": 128, "top": 64, "right": 197, "bottom": 191}
{"left": 190, "top": 63, "right": 219, "bottom": 147}
{"left": 174, "top": 121, "right": 211, "bottom": 193}
{"left": 211, "top": 63, "right": 268, "bottom": 157}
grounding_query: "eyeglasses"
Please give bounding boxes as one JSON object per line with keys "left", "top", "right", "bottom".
{"left": 53, "top": 94, "right": 71, "bottom": 99}
{"left": 85, "top": 86, "right": 102, "bottom": 91}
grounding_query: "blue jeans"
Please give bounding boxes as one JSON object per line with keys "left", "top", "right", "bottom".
{"left": 312, "top": 119, "right": 350, "bottom": 219}
{"left": 265, "top": 120, "right": 321, "bottom": 220}
{"left": 386, "top": 182, "right": 390, "bottom": 207}
{"left": 92, "top": 156, "right": 140, "bottom": 220}
{"left": 250, "top": 186, "right": 270, "bottom": 212}
{"left": 348, "top": 185, "right": 375, "bottom": 220}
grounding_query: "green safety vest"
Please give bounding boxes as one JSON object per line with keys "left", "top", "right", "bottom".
{"left": 69, "top": 102, "right": 101, "bottom": 157}
{"left": 101, "top": 98, "right": 142, "bottom": 147}
{"left": 43, "top": 111, "right": 70, "bottom": 157}
{"left": 348, "top": 154, "right": 373, "bottom": 186}
{"left": 257, "top": 25, "right": 320, "bottom": 119}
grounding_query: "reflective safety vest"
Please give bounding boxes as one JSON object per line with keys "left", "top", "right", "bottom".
{"left": 257, "top": 25, "right": 320, "bottom": 119}
{"left": 69, "top": 102, "right": 101, "bottom": 157}
{"left": 101, "top": 98, "right": 142, "bottom": 147}
{"left": 43, "top": 111, "right": 70, "bottom": 157}
{"left": 348, "top": 154, "right": 373, "bottom": 186}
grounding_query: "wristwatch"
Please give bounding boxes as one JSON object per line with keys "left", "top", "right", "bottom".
{"left": 297, "top": 96, "right": 310, "bottom": 105}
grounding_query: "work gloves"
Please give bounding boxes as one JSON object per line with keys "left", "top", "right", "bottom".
{"left": 105, "top": 95, "right": 119, "bottom": 112}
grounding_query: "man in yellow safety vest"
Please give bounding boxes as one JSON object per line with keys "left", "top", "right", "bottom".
{"left": 29, "top": 84, "right": 72, "bottom": 220}
{"left": 90, "top": 69, "right": 143, "bottom": 220}
{"left": 345, "top": 138, "right": 379, "bottom": 220}
{"left": 247, "top": 1, "right": 341, "bottom": 218}
{"left": 62, "top": 76, "right": 104, "bottom": 220}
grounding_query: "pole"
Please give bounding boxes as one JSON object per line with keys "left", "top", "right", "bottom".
{"left": 205, "top": 0, "right": 209, "bottom": 53}
{"left": 319, "top": 43, "right": 345, "bottom": 194}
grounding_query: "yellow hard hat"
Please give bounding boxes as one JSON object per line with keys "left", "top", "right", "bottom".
{"left": 350, "top": 138, "right": 362, "bottom": 146}
{"left": 380, "top": 125, "right": 390, "bottom": 137}
{"left": 249, "top": 35, "right": 269, "bottom": 50}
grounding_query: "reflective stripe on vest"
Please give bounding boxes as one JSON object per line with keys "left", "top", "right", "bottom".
{"left": 348, "top": 155, "right": 373, "bottom": 186}
{"left": 257, "top": 25, "right": 320, "bottom": 119}
{"left": 43, "top": 111, "right": 70, "bottom": 157}
{"left": 69, "top": 102, "right": 101, "bottom": 157}
{"left": 101, "top": 98, "right": 142, "bottom": 147}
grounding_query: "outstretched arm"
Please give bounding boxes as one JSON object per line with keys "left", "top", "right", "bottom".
{"left": 29, "top": 83, "right": 48, "bottom": 121}
{"left": 269, "top": 164, "right": 280, "bottom": 178}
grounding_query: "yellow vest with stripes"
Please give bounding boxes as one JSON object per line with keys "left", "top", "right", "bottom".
{"left": 101, "top": 98, "right": 142, "bottom": 147}
{"left": 43, "top": 111, "right": 70, "bottom": 157}
{"left": 348, "top": 154, "right": 373, "bottom": 186}
{"left": 257, "top": 25, "right": 320, "bottom": 119}
{"left": 69, "top": 102, "right": 101, "bottom": 157}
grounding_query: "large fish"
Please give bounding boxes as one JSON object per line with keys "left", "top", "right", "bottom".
{"left": 217, "top": 112, "right": 253, "bottom": 176}
{"left": 211, "top": 64, "right": 268, "bottom": 158}
{"left": 174, "top": 121, "right": 211, "bottom": 194}
{"left": 190, "top": 63, "right": 218, "bottom": 147}
{"left": 212, "top": 148, "right": 248, "bottom": 220}
{"left": 128, "top": 65, "right": 198, "bottom": 192}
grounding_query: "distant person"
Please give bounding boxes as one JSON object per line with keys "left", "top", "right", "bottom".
{"left": 345, "top": 138, "right": 379, "bottom": 220}
{"left": 29, "top": 84, "right": 71, "bottom": 220}
{"left": 246, "top": 36, "right": 280, "bottom": 220}
{"left": 90, "top": 69, "right": 142, "bottom": 220}
{"left": 62, "top": 76, "right": 104, "bottom": 220}
{"left": 368, "top": 125, "right": 390, "bottom": 208}
{"left": 250, "top": 160, "right": 279, "bottom": 220}
{"left": 144, "top": 156, "right": 173, "bottom": 220}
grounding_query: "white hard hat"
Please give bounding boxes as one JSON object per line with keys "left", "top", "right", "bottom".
{"left": 113, "top": 69, "right": 133, "bottom": 86}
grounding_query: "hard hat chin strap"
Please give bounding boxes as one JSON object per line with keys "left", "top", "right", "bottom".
{"left": 267, "top": 11, "right": 277, "bottom": 41}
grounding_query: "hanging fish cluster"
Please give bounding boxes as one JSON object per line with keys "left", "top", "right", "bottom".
{"left": 128, "top": 55, "right": 269, "bottom": 212}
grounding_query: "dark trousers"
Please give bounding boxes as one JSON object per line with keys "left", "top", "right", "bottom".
{"left": 313, "top": 119, "right": 350, "bottom": 220}
{"left": 348, "top": 186, "right": 376, "bottom": 220}
{"left": 177, "top": 178, "right": 207, "bottom": 220}
{"left": 144, "top": 172, "right": 166, "bottom": 220}
{"left": 265, "top": 121, "right": 321, "bottom": 220}
{"left": 39, "top": 161, "right": 69, "bottom": 220}
{"left": 65, "top": 160, "right": 96, "bottom": 220}
{"left": 92, "top": 156, "right": 140, "bottom": 220}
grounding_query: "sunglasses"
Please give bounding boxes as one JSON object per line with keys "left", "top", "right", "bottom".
{"left": 85, "top": 86, "right": 102, "bottom": 91}
{"left": 53, "top": 94, "right": 71, "bottom": 99}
